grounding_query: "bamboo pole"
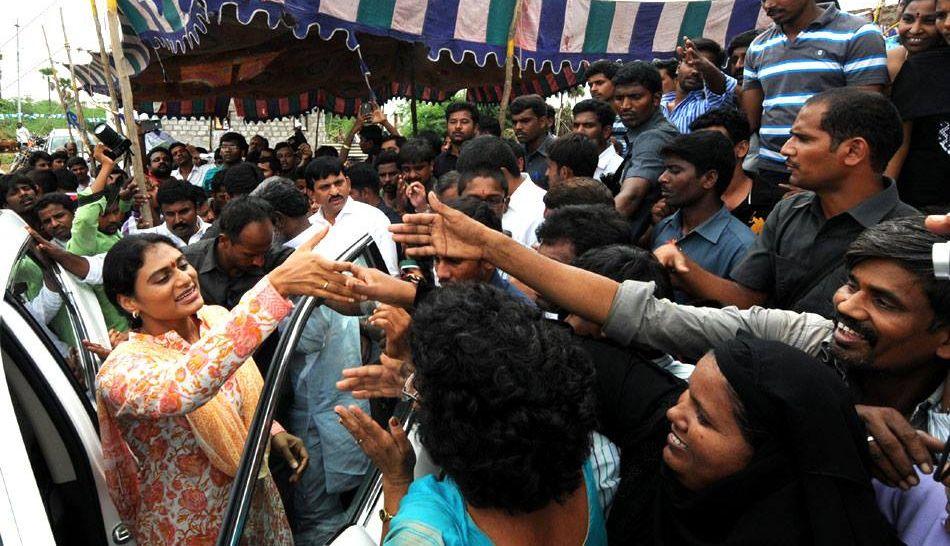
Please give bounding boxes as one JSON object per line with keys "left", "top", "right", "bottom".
{"left": 497, "top": 0, "right": 525, "bottom": 129}
{"left": 42, "top": 26, "right": 76, "bottom": 144}
{"left": 105, "top": 0, "right": 152, "bottom": 226}
{"left": 61, "top": 8, "right": 97, "bottom": 167}
{"left": 89, "top": 0, "right": 122, "bottom": 130}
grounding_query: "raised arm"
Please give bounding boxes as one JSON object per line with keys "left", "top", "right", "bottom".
{"left": 392, "top": 193, "right": 620, "bottom": 324}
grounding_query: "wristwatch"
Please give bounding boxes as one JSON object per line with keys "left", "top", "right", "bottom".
{"left": 379, "top": 508, "right": 396, "bottom": 523}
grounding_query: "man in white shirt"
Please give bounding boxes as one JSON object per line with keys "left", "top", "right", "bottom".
{"left": 16, "top": 122, "right": 31, "bottom": 149}
{"left": 132, "top": 179, "right": 210, "bottom": 247}
{"left": 170, "top": 141, "right": 213, "bottom": 188}
{"left": 305, "top": 156, "right": 399, "bottom": 274}
{"left": 571, "top": 99, "right": 623, "bottom": 183}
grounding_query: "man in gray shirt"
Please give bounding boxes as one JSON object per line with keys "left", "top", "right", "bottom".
{"left": 389, "top": 197, "right": 950, "bottom": 495}
{"left": 611, "top": 61, "right": 679, "bottom": 240}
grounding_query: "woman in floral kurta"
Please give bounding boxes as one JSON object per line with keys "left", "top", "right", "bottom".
{"left": 95, "top": 230, "right": 352, "bottom": 545}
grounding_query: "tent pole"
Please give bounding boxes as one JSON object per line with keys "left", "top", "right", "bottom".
{"left": 410, "top": 50, "right": 418, "bottom": 135}
{"left": 106, "top": 0, "right": 153, "bottom": 227}
{"left": 90, "top": 0, "right": 123, "bottom": 130}
{"left": 61, "top": 8, "right": 97, "bottom": 167}
{"left": 42, "top": 26, "right": 76, "bottom": 144}
{"left": 498, "top": 0, "right": 525, "bottom": 129}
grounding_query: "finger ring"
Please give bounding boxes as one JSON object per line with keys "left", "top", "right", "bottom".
{"left": 867, "top": 435, "right": 876, "bottom": 443}
{"left": 357, "top": 438, "right": 363, "bottom": 445}
{"left": 322, "top": 280, "right": 330, "bottom": 289}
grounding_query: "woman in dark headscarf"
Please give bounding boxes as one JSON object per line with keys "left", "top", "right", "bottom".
{"left": 656, "top": 337, "right": 901, "bottom": 545}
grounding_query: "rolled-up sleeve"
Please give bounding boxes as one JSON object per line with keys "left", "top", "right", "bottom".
{"left": 602, "top": 280, "right": 834, "bottom": 361}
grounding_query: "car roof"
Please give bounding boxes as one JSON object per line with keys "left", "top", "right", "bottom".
{"left": 0, "top": 211, "right": 30, "bottom": 291}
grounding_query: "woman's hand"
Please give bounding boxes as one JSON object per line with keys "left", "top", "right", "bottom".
{"left": 370, "top": 305, "right": 412, "bottom": 360}
{"left": 335, "top": 405, "right": 414, "bottom": 486}
{"left": 268, "top": 226, "right": 359, "bottom": 301}
{"left": 271, "top": 431, "right": 309, "bottom": 484}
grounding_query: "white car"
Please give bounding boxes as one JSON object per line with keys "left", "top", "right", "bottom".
{"left": 44, "top": 129, "right": 93, "bottom": 155}
{"left": 0, "top": 210, "right": 415, "bottom": 546}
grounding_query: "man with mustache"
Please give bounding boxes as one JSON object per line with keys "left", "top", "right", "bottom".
{"left": 133, "top": 179, "right": 209, "bottom": 248}
{"left": 0, "top": 173, "right": 40, "bottom": 223}
{"left": 611, "top": 61, "right": 680, "bottom": 241}
{"left": 653, "top": 89, "right": 917, "bottom": 319}
{"left": 387, "top": 195, "right": 950, "bottom": 500}
{"left": 434, "top": 102, "right": 480, "bottom": 178}
{"left": 306, "top": 156, "right": 399, "bottom": 275}
{"left": 146, "top": 147, "right": 176, "bottom": 187}
{"left": 510, "top": 94, "right": 554, "bottom": 189}
{"left": 741, "top": 0, "right": 888, "bottom": 186}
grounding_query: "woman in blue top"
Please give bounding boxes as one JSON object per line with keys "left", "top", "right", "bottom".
{"left": 337, "top": 283, "right": 607, "bottom": 545}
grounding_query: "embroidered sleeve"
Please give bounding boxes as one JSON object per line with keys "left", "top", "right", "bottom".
{"left": 97, "top": 277, "right": 293, "bottom": 419}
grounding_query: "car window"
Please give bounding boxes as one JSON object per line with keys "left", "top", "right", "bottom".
{"left": 218, "top": 235, "right": 389, "bottom": 545}
{"left": 5, "top": 242, "right": 99, "bottom": 410}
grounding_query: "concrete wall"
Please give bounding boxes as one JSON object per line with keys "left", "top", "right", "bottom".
{"left": 157, "top": 105, "right": 329, "bottom": 150}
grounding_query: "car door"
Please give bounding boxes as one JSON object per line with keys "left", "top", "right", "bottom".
{"left": 215, "top": 234, "right": 394, "bottom": 545}
{"left": 0, "top": 210, "right": 131, "bottom": 545}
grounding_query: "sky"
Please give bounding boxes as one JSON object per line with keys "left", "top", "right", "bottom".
{"left": 0, "top": 0, "right": 891, "bottom": 105}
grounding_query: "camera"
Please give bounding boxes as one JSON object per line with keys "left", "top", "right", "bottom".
{"left": 93, "top": 123, "right": 133, "bottom": 160}
{"left": 935, "top": 242, "right": 949, "bottom": 280}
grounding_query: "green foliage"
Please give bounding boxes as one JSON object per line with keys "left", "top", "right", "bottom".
{"left": 0, "top": 98, "right": 105, "bottom": 140}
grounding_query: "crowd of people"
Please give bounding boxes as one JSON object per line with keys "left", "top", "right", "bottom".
{"left": 1, "top": 0, "right": 949, "bottom": 543}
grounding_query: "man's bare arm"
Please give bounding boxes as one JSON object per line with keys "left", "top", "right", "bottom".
{"left": 614, "top": 177, "right": 650, "bottom": 219}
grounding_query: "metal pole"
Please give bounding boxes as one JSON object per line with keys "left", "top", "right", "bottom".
{"left": 15, "top": 21, "right": 22, "bottom": 123}
{"left": 89, "top": 0, "right": 122, "bottom": 130}
{"left": 106, "top": 0, "right": 152, "bottom": 226}
{"left": 61, "top": 8, "right": 97, "bottom": 164}
{"left": 42, "top": 26, "right": 76, "bottom": 144}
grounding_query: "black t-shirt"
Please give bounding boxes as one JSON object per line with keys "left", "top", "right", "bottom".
{"left": 729, "top": 173, "right": 788, "bottom": 234}
{"left": 890, "top": 48, "right": 950, "bottom": 210}
{"left": 433, "top": 151, "right": 457, "bottom": 179}
{"left": 575, "top": 335, "right": 685, "bottom": 544}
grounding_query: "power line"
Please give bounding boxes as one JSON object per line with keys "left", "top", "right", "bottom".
{"left": 2, "top": 46, "right": 66, "bottom": 94}
{"left": 0, "top": 0, "right": 64, "bottom": 52}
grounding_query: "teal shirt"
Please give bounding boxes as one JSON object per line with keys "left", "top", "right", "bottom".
{"left": 386, "top": 461, "right": 607, "bottom": 546}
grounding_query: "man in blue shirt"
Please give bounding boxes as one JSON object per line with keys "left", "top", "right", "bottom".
{"left": 652, "top": 131, "right": 754, "bottom": 304}
{"left": 660, "top": 38, "right": 738, "bottom": 134}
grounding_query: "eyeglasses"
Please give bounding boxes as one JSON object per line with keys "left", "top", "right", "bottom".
{"left": 401, "top": 372, "right": 418, "bottom": 403}
{"left": 472, "top": 195, "right": 506, "bottom": 206}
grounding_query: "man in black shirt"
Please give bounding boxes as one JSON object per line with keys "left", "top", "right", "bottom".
{"left": 433, "top": 102, "right": 479, "bottom": 178}
{"left": 654, "top": 88, "right": 917, "bottom": 318}
{"left": 347, "top": 162, "right": 402, "bottom": 224}
{"left": 183, "top": 196, "right": 290, "bottom": 309}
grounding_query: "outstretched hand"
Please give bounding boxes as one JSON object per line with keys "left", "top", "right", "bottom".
{"left": 335, "top": 405, "right": 414, "bottom": 486}
{"left": 370, "top": 305, "right": 412, "bottom": 360}
{"left": 389, "top": 192, "right": 492, "bottom": 260}
{"left": 268, "top": 226, "right": 358, "bottom": 301}
{"left": 925, "top": 213, "right": 950, "bottom": 235}
{"left": 336, "top": 358, "right": 407, "bottom": 399}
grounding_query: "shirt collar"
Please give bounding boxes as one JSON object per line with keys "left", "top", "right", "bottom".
{"left": 667, "top": 206, "right": 734, "bottom": 244}
{"left": 625, "top": 110, "right": 666, "bottom": 139}
{"left": 527, "top": 134, "right": 554, "bottom": 159}
{"left": 314, "top": 196, "right": 356, "bottom": 225}
{"left": 810, "top": 2, "right": 839, "bottom": 28}
{"left": 192, "top": 238, "right": 221, "bottom": 275}
{"left": 793, "top": 178, "right": 902, "bottom": 228}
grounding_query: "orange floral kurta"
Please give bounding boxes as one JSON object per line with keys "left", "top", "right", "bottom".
{"left": 96, "top": 277, "right": 294, "bottom": 546}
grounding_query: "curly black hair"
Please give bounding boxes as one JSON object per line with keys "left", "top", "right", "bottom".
{"left": 409, "top": 283, "right": 597, "bottom": 514}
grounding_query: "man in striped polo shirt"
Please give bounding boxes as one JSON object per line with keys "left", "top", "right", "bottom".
{"left": 742, "top": 0, "right": 889, "bottom": 186}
